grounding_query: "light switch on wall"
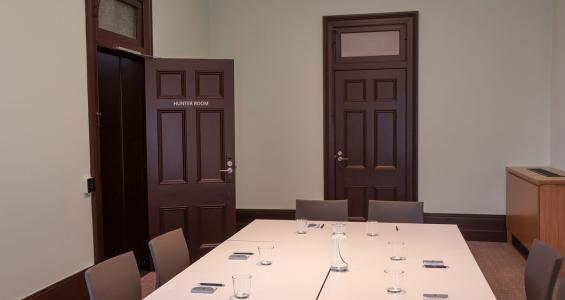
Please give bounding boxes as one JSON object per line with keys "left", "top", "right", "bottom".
{"left": 84, "top": 176, "right": 95, "bottom": 195}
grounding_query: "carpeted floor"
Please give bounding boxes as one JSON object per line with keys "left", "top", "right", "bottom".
{"left": 468, "top": 241, "right": 526, "bottom": 300}
{"left": 141, "top": 272, "right": 156, "bottom": 298}
{"left": 140, "top": 241, "right": 528, "bottom": 299}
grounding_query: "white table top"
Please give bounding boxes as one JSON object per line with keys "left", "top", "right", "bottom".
{"left": 145, "top": 220, "right": 496, "bottom": 300}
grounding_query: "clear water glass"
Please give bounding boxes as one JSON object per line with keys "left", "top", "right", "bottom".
{"left": 232, "top": 274, "right": 252, "bottom": 299}
{"left": 384, "top": 268, "right": 405, "bottom": 294}
{"left": 296, "top": 218, "right": 308, "bottom": 234}
{"left": 258, "top": 245, "right": 274, "bottom": 265}
{"left": 366, "top": 220, "right": 379, "bottom": 236}
{"left": 388, "top": 241, "right": 406, "bottom": 261}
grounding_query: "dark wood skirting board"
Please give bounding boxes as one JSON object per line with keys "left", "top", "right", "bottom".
{"left": 423, "top": 213, "right": 507, "bottom": 242}
{"left": 22, "top": 269, "right": 89, "bottom": 300}
{"left": 236, "top": 209, "right": 296, "bottom": 230}
{"left": 24, "top": 210, "right": 505, "bottom": 299}
{"left": 237, "top": 209, "right": 506, "bottom": 242}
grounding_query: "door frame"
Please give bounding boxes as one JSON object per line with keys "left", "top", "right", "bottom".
{"left": 323, "top": 12, "right": 419, "bottom": 201}
{"left": 85, "top": 0, "right": 153, "bottom": 263}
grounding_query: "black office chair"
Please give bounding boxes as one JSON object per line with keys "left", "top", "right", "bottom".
{"left": 295, "top": 199, "right": 348, "bottom": 221}
{"left": 524, "top": 239, "right": 563, "bottom": 300}
{"left": 367, "top": 200, "right": 424, "bottom": 223}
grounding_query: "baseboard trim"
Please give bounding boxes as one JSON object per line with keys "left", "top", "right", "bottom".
{"left": 424, "top": 213, "right": 507, "bottom": 242}
{"left": 237, "top": 209, "right": 295, "bottom": 230}
{"left": 237, "top": 209, "right": 507, "bottom": 242}
{"left": 22, "top": 269, "right": 89, "bottom": 300}
{"left": 20, "top": 210, "right": 505, "bottom": 299}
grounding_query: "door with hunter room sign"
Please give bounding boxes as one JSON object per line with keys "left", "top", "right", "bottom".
{"left": 145, "top": 58, "right": 235, "bottom": 259}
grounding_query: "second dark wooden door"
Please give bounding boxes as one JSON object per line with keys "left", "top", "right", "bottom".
{"left": 145, "top": 58, "right": 236, "bottom": 260}
{"left": 97, "top": 50, "right": 149, "bottom": 268}
{"left": 324, "top": 13, "right": 418, "bottom": 221}
{"left": 335, "top": 69, "right": 408, "bottom": 220}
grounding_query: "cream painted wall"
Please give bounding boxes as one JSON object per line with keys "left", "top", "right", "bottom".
{"left": 0, "top": 1, "right": 211, "bottom": 298}
{"left": 0, "top": 1, "right": 93, "bottom": 299}
{"left": 153, "top": 0, "right": 210, "bottom": 58}
{"left": 207, "top": 0, "right": 552, "bottom": 214}
{"left": 0, "top": 1, "right": 556, "bottom": 298}
{"left": 552, "top": 0, "right": 565, "bottom": 170}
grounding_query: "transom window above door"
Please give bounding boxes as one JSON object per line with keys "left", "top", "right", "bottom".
{"left": 340, "top": 31, "right": 401, "bottom": 57}
{"left": 98, "top": 0, "right": 138, "bottom": 39}
{"left": 95, "top": 0, "right": 152, "bottom": 54}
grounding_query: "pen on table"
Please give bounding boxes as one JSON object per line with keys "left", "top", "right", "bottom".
{"left": 396, "top": 225, "right": 399, "bottom": 231}
{"left": 320, "top": 224, "right": 325, "bottom": 228}
{"left": 199, "top": 282, "right": 225, "bottom": 287}
{"left": 232, "top": 252, "right": 254, "bottom": 255}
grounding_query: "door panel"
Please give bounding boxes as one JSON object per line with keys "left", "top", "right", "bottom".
{"left": 374, "top": 110, "right": 397, "bottom": 169}
{"left": 335, "top": 69, "right": 407, "bottom": 218}
{"left": 97, "top": 50, "right": 149, "bottom": 268}
{"left": 197, "top": 110, "right": 225, "bottom": 183}
{"left": 158, "top": 110, "right": 187, "bottom": 184}
{"left": 146, "top": 59, "right": 235, "bottom": 260}
{"left": 344, "top": 111, "right": 366, "bottom": 168}
{"left": 325, "top": 12, "right": 417, "bottom": 221}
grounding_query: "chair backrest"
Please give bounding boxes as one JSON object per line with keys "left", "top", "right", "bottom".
{"left": 84, "top": 252, "right": 141, "bottom": 300}
{"left": 367, "top": 200, "right": 424, "bottom": 223}
{"left": 555, "top": 276, "right": 565, "bottom": 300}
{"left": 524, "top": 239, "right": 563, "bottom": 300}
{"left": 148, "top": 228, "right": 190, "bottom": 288}
{"left": 295, "top": 199, "right": 348, "bottom": 221}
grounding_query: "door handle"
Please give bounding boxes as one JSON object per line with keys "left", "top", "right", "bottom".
{"left": 219, "top": 167, "right": 233, "bottom": 174}
{"left": 335, "top": 150, "right": 349, "bottom": 162}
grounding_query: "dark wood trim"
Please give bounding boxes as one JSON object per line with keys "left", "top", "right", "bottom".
{"left": 511, "top": 234, "right": 529, "bottom": 259}
{"left": 85, "top": 0, "right": 153, "bottom": 263}
{"left": 236, "top": 209, "right": 506, "bottom": 242}
{"left": 236, "top": 209, "right": 295, "bottom": 230}
{"left": 85, "top": 0, "right": 104, "bottom": 264}
{"left": 424, "top": 213, "right": 507, "bottom": 242}
{"left": 22, "top": 209, "right": 504, "bottom": 299}
{"left": 323, "top": 11, "right": 419, "bottom": 202}
{"left": 22, "top": 269, "right": 88, "bottom": 300}
{"left": 95, "top": 0, "right": 153, "bottom": 55}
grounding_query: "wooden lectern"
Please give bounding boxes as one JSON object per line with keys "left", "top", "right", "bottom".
{"left": 506, "top": 167, "right": 565, "bottom": 259}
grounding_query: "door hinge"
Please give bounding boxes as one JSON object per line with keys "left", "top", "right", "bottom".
{"left": 96, "top": 112, "right": 102, "bottom": 127}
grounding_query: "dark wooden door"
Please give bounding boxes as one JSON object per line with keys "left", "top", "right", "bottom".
{"left": 97, "top": 50, "right": 149, "bottom": 268}
{"left": 324, "top": 13, "right": 418, "bottom": 221}
{"left": 145, "top": 58, "right": 236, "bottom": 259}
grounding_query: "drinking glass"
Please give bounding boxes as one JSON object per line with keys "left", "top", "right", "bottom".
{"left": 232, "top": 274, "right": 252, "bottom": 299}
{"left": 296, "top": 218, "right": 308, "bottom": 234}
{"left": 384, "top": 268, "right": 405, "bottom": 294}
{"left": 366, "top": 221, "right": 379, "bottom": 236}
{"left": 388, "top": 241, "right": 406, "bottom": 261}
{"left": 258, "top": 245, "right": 274, "bottom": 265}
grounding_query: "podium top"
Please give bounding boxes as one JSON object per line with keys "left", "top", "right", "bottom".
{"left": 507, "top": 166, "right": 565, "bottom": 185}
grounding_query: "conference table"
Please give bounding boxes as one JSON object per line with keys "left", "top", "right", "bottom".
{"left": 144, "top": 220, "right": 496, "bottom": 299}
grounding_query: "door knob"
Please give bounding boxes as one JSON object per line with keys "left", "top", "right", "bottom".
{"left": 335, "top": 150, "right": 349, "bottom": 162}
{"left": 219, "top": 167, "right": 233, "bottom": 174}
